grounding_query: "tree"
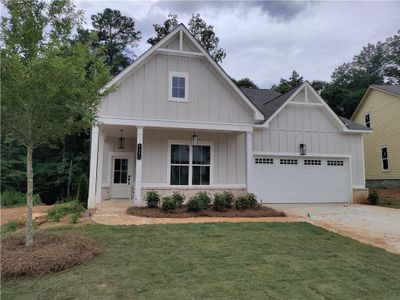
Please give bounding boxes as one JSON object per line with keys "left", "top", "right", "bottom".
{"left": 1, "top": 0, "right": 110, "bottom": 246}
{"left": 310, "top": 80, "right": 329, "bottom": 95}
{"left": 89, "top": 8, "right": 142, "bottom": 75}
{"left": 147, "top": 14, "right": 178, "bottom": 46}
{"left": 272, "top": 70, "right": 304, "bottom": 94}
{"left": 233, "top": 77, "right": 259, "bottom": 89}
{"left": 147, "top": 13, "right": 226, "bottom": 63}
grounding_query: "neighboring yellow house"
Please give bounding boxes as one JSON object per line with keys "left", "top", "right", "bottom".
{"left": 352, "top": 85, "right": 400, "bottom": 187}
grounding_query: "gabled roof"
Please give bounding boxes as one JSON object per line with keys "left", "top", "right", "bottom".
{"left": 242, "top": 82, "right": 369, "bottom": 132}
{"left": 101, "top": 23, "right": 264, "bottom": 121}
{"left": 371, "top": 84, "right": 400, "bottom": 97}
{"left": 351, "top": 84, "right": 400, "bottom": 120}
{"left": 240, "top": 88, "right": 281, "bottom": 111}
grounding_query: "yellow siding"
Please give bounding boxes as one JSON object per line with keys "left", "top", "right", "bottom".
{"left": 353, "top": 89, "right": 400, "bottom": 180}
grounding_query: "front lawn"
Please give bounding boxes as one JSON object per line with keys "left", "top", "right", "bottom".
{"left": 2, "top": 223, "right": 400, "bottom": 299}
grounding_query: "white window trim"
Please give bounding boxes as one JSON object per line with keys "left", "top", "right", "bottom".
{"left": 169, "top": 71, "right": 189, "bottom": 102}
{"left": 381, "top": 146, "right": 389, "bottom": 172}
{"left": 364, "top": 113, "right": 370, "bottom": 128}
{"left": 167, "top": 140, "right": 214, "bottom": 187}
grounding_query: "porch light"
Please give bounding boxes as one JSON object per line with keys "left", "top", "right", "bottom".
{"left": 118, "top": 129, "right": 125, "bottom": 149}
{"left": 192, "top": 130, "right": 198, "bottom": 146}
{"left": 299, "top": 143, "right": 307, "bottom": 156}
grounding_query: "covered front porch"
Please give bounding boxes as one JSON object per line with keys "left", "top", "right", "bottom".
{"left": 87, "top": 120, "right": 254, "bottom": 208}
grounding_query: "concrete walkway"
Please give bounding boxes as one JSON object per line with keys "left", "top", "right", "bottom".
{"left": 268, "top": 204, "right": 400, "bottom": 254}
{"left": 92, "top": 200, "right": 400, "bottom": 254}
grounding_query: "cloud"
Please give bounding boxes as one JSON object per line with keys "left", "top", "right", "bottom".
{"left": 75, "top": 0, "right": 399, "bottom": 88}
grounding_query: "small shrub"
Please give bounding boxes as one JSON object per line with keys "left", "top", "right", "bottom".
{"left": 146, "top": 191, "right": 161, "bottom": 208}
{"left": 47, "top": 201, "right": 85, "bottom": 222}
{"left": 1, "top": 220, "right": 19, "bottom": 234}
{"left": 71, "top": 211, "right": 82, "bottom": 224}
{"left": 367, "top": 190, "right": 379, "bottom": 205}
{"left": 76, "top": 174, "right": 89, "bottom": 207}
{"left": 213, "top": 192, "right": 235, "bottom": 211}
{"left": 161, "top": 197, "right": 177, "bottom": 212}
{"left": 196, "top": 191, "right": 211, "bottom": 207}
{"left": 187, "top": 195, "right": 207, "bottom": 212}
{"left": 172, "top": 192, "right": 185, "bottom": 207}
{"left": 235, "top": 193, "right": 259, "bottom": 210}
{"left": 1, "top": 190, "right": 41, "bottom": 207}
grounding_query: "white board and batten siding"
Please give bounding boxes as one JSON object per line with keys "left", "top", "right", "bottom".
{"left": 252, "top": 103, "right": 364, "bottom": 203}
{"left": 98, "top": 54, "right": 254, "bottom": 125}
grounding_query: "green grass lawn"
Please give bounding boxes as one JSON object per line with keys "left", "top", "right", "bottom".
{"left": 2, "top": 222, "right": 400, "bottom": 299}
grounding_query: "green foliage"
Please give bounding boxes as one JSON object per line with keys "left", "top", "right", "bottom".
{"left": 171, "top": 192, "right": 185, "bottom": 208}
{"left": 213, "top": 192, "right": 235, "bottom": 211}
{"left": 71, "top": 211, "right": 82, "bottom": 224}
{"left": 145, "top": 191, "right": 161, "bottom": 208}
{"left": 187, "top": 192, "right": 211, "bottom": 212}
{"left": 47, "top": 201, "right": 84, "bottom": 222}
{"left": 272, "top": 70, "right": 304, "bottom": 94}
{"left": 368, "top": 190, "right": 379, "bottom": 205}
{"left": 1, "top": 190, "right": 41, "bottom": 207}
{"left": 235, "top": 193, "right": 258, "bottom": 210}
{"left": 147, "top": 13, "right": 226, "bottom": 63}
{"left": 161, "top": 197, "right": 177, "bottom": 212}
{"left": 233, "top": 77, "right": 259, "bottom": 89}
{"left": 147, "top": 13, "right": 178, "bottom": 46}
{"left": 76, "top": 174, "right": 89, "bottom": 206}
{"left": 0, "top": 220, "right": 19, "bottom": 234}
{"left": 79, "top": 8, "right": 142, "bottom": 76}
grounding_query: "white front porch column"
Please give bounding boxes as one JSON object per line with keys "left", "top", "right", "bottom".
{"left": 245, "top": 131, "right": 254, "bottom": 193}
{"left": 95, "top": 128, "right": 104, "bottom": 204}
{"left": 134, "top": 126, "right": 144, "bottom": 206}
{"left": 88, "top": 126, "right": 99, "bottom": 208}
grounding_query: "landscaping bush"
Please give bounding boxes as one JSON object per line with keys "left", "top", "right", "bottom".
{"left": 71, "top": 211, "right": 82, "bottom": 224}
{"left": 146, "top": 191, "right": 161, "bottom": 208}
{"left": 187, "top": 195, "right": 207, "bottom": 212}
{"left": 235, "top": 193, "right": 259, "bottom": 210}
{"left": 1, "top": 190, "right": 41, "bottom": 207}
{"left": 76, "top": 174, "right": 89, "bottom": 206}
{"left": 47, "top": 201, "right": 85, "bottom": 222}
{"left": 161, "top": 197, "right": 177, "bottom": 212}
{"left": 172, "top": 192, "right": 185, "bottom": 207}
{"left": 367, "top": 190, "right": 379, "bottom": 205}
{"left": 196, "top": 191, "right": 211, "bottom": 207}
{"left": 1, "top": 220, "right": 19, "bottom": 234}
{"left": 213, "top": 192, "right": 235, "bottom": 211}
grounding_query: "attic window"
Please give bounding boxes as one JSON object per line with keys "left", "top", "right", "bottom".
{"left": 169, "top": 71, "right": 188, "bottom": 102}
{"left": 364, "top": 114, "right": 370, "bottom": 128}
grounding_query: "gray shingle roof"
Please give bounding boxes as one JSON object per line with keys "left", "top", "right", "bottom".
{"left": 240, "top": 88, "right": 281, "bottom": 110}
{"left": 241, "top": 85, "right": 369, "bottom": 131}
{"left": 339, "top": 117, "right": 371, "bottom": 131}
{"left": 371, "top": 85, "right": 400, "bottom": 96}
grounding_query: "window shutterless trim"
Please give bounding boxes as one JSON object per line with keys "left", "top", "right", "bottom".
{"left": 169, "top": 71, "right": 189, "bottom": 102}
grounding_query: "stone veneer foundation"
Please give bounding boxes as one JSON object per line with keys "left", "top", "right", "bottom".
{"left": 352, "top": 188, "right": 369, "bottom": 204}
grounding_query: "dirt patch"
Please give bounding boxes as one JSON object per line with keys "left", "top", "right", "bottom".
{"left": 127, "top": 206, "right": 286, "bottom": 218}
{"left": 0, "top": 205, "right": 53, "bottom": 225}
{"left": 1, "top": 232, "right": 101, "bottom": 281}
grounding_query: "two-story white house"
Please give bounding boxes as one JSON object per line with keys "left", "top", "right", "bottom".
{"left": 87, "top": 24, "right": 370, "bottom": 208}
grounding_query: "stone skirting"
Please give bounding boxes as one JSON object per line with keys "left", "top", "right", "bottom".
{"left": 366, "top": 179, "right": 400, "bottom": 188}
{"left": 353, "top": 188, "right": 369, "bottom": 204}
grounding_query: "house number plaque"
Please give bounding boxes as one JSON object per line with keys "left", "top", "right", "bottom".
{"left": 137, "top": 143, "right": 142, "bottom": 160}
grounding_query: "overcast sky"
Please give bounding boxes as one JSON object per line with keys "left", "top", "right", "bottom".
{"left": 76, "top": 0, "right": 399, "bottom": 88}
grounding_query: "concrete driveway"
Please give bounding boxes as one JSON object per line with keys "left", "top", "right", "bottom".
{"left": 267, "top": 204, "right": 400, "bottom": 254}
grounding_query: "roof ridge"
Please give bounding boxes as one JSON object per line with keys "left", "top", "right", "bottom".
{"left": 262, "top": 84, "right": 302, "bottom": 106}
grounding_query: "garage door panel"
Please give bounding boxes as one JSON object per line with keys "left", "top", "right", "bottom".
{"left": 254, "top": 156, "right": 350, "bottom": 203}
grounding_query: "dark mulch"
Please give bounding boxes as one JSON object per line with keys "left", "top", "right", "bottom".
{"left": 1, "top": 232, "right": 101, "bottom": 281}
{"left": 126, "top": 206, "right": 286, "bottom": 218}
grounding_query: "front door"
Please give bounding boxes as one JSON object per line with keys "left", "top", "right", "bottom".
{"left": 111, "top": 156, "right": 133, "bottom": 199}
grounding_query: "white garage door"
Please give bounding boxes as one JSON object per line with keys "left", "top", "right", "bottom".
{"left": 253, "top": 156, "right": 351, "bottom": 203}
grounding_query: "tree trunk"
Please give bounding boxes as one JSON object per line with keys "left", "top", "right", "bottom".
{"left": 26, "top": 145, "right": 34, "bottom": 246}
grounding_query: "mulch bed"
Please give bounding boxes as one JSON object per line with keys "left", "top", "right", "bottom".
{"left": 1, "top": 232, "right": 101, "bottom": 281}
{"left": 127, "top": 206, "right": 286, "bottom": 218}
